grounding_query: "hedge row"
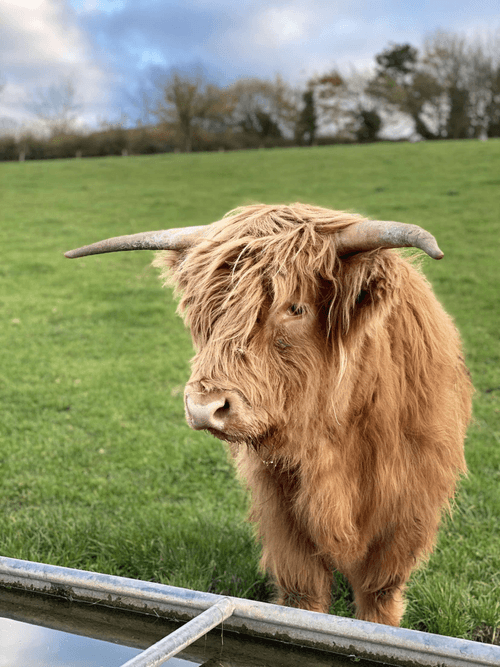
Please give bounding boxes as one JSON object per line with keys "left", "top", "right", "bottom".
{"left": 0, "top": 126, "right": 353, "bottom": 162}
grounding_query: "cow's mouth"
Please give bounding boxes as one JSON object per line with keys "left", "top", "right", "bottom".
{"left": 207, "top": 427, "right": 238, "bottom": 442}
{"left": 206, "top": 426, "right": 275, "bottom": 448}
{"left": 206, "top": 427, "right": 254, "bottom": 445}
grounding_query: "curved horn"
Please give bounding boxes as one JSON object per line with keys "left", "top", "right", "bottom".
{"left": 64, "top": 225, "right": 209, "bottom": 259}
{"left": 335, "top": 220, "right": 444, "bottom": 260}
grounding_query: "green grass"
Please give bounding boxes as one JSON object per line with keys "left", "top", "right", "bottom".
{"left": 1, "top": 141, "right": 499, "bottom": 642}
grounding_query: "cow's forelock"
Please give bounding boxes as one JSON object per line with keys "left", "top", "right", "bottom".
{"left": 167, "top": 205, "right": 359, "bottom": 346}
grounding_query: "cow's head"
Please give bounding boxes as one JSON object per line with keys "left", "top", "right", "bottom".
{"left": 65, "top": 203, "right": 443, "bottom": 449}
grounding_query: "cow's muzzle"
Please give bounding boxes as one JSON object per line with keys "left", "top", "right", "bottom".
{"left": 185, "top": 389, "right": 237, "bottom": 433}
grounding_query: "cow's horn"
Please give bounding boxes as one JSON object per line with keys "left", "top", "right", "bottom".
{"left": 64, "top": 225, "right": 209, "bottom": 259}
{"left": 336, "top": 220, "right": 444, "bottom": 260}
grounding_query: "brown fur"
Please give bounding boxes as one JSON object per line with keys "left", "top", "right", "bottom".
{"left": 154, "top": 203, "right": 472, "bottom": 625}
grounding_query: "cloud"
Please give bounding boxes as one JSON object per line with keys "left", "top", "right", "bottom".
{"left": 200, "top": 3, "right": 408, "bottom": 84}
{"left": 253, "top": 7, "right": 313, "bottom": 46}
{"left": 198, "top": 0, "right": 500, "bottom": 83}
{"left": 0, "top": 0, "right": 113, "bottom": 128}
{"left": 1, "top": 0, "right": 499, "bottom": 129}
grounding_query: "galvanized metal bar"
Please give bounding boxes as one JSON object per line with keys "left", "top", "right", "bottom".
{"left": 119, "top": 597, "right": 234, "bottom": 667}
{"left": 0, "top": 557, "right": 498, "bottom": 667}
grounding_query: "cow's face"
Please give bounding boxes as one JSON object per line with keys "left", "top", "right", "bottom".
{"left": 156, "top": 241, "right": 337, "bottom": 448}
{"left": 154, "top": 213, "right": 399, "bottom": 449}
{"left": 183, "top": 285, "right": 331, "bottom": 447}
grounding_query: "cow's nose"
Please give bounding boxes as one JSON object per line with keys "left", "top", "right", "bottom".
{"left": 185, "top": 392, "right": 232, "bottom": 431}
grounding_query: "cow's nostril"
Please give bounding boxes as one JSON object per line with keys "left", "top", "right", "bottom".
{"left": 214, "top": 400, "right": 231, "bottom": 419}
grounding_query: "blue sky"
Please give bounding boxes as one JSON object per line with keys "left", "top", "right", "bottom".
{"left": 0, "top": 0, "right": 498, "bottom": 129}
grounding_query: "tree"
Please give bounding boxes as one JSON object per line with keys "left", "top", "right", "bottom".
{"left": 308, "top": 71, "right": 356, "bottom": 138}
{"left": 484, "top": 32, "right": 500, "bottom": 137}
{"left": 28, "top": 79, "right": 82, "bottom": 137}
{"left": 465, "top": 39, "right": 500, "bottom": 137}
{"left": 295, "top": 90, "right": 317, "bottom": 145}
{"left": 355, "top": 108, "right": 382, "bottom": 142}
{"left": 228, "top": 76, "right": 298, "bottom": 141}
{"left": 369, "top": 43, "right": 442, "bottom": 139}
{"left": 485, "top": 64, "right": 500, "bottom": 136}
{"left": 310, "top": 69, "right": 386, "bottom": 141}
{"left": 421, "top": 32, "right": 472, "bottom": 139}
{"left": 150, "top": 69, "right": 231, "bottom": 151}
{"left": 375, "top": 43, "right": 418, "bottom": 82}
{"left": 370, "top": 33, "right": 500, "bottom": 140}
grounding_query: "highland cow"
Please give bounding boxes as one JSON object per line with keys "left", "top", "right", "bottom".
{"left": 65, "top": 203, "right": 472, "bottom": 626}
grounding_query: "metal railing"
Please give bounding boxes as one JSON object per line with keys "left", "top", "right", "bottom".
{"left": 0, "top": 556, "right": 498, "bottom": 667}
{"left": 120, "top": 597, "right": 233, "bottom": 667}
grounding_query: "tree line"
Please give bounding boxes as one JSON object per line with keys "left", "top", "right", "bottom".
{"left": 1, "top": 30, "right": 499, "bottom": 161}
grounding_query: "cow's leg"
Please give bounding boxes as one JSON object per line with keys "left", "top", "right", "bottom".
{"left": 351, "top": 581, "right": 406, "bottom": 626}
{"left": 269, "top": 531, "right": 333, "bottom": 614}
{"left": 344, "top": 530, "right": 415, "bottom": 626}
{"left": 240, "top": 455, "right": 333, "bottom": 614}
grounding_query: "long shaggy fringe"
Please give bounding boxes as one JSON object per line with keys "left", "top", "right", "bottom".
{"left": 154, "top": 203, "right": 473, "bottom": 625}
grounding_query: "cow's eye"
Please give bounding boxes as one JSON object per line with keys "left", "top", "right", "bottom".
{"left": 287, "top": 304, "right": 306, "bottom": 316}
{"left": 356, "top": 290, "right": 368, "bottom": 305}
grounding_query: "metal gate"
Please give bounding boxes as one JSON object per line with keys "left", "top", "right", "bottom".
{"left": 0, "top": 557, "right": 498, "bottom": 667}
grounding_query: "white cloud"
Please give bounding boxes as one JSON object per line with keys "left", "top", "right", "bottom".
{"left": 254, "top": 7, "right": 312, "bottom": 46}
{"left": 1, "top": 0, "right": 85, "bottom": 68}
{"left": 0, "top": 0, "right": 114, "bottom": 128}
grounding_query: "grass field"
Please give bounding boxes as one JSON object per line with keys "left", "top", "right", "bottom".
{"left": 1, "top": 140, "right": 499, "bottom": 642}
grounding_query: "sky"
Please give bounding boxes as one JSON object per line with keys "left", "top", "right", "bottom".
{"left": 0, "top": 0, "right": 499, "bottom": 131}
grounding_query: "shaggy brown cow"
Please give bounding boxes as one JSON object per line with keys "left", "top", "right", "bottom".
{"left": 65, "top": 203, "right": 472, "bottom": 626}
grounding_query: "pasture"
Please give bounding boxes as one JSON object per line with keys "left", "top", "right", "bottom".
{"left": 1, "top": 140, "right": 499, "bottom": 642}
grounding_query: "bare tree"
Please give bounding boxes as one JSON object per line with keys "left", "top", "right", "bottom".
{"left": 310, "top": 69, "right": 385, "bottom": 140}
{"left": 28, "top": 79, "right": 82, "bottom": 136}
{"left": 149, "top": 69, "right": 231, "bottom": 151}
{"left": 485, "top": 62, "right": 500, "bottom": 137}
{"left": 421, "top": 31, "right": 474, "bottom": 138}
{"left": 484, "top": 31, "right": 500, "bottom": 137}
{"left": 457, "top": 35, "right": 500, "bottom": 137}
{"left": 228, "top": 76, "right": 298, "bottom": 140}
{"left": 421, "top": 30, "right": 500, "bottom": 139}
{"left": 308, "top": 71, "right": 355, "bottom": 138}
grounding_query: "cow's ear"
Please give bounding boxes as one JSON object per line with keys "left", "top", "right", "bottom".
{"left": 342, "top": 251, "right": 400, "bottom": 313}
{"left": 364, "top": 252, "right": 400, "bottom": 301}
{"left": 153, "top": 249, "right": 183, "bottom": 271}
{"left": 152, "top": 250, "right": 185, "bottom": 287}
